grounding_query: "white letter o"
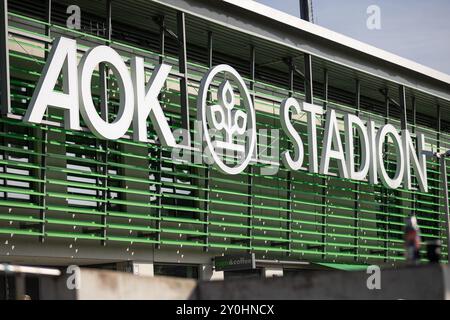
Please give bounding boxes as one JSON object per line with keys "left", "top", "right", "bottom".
{"left": 376, "top": 124, "right": 404, "bottom": 189}
{"left": 79, "top": 46, "right": 134, "bottom": 140}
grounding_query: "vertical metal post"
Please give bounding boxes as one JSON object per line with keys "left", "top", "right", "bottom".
{"left": 303, "top": 55, "right": 313, "bottom": 104}
{"left": 399, "top": 86, "right": 412, "bottom": 262}
{"left": 203, "top": 31, "right": 213, "bottom": 252}
{"left": 436, "top": 104, "right": 442, "bottom": 255}
{"left": 105, "top": 0, "right": 112, "bottom": 41}
{"left": 159, "top": 17, "right": 165, "bottom": 65}
{"left": 100, "top": 0, "right": 112, "bottom": 246}
{"left": 207, "top": 31, "right": 213, "bottom": 69}
{"left": 441, "top": 155, "right": 450, "bottom": 264}
{"left": 0, "top": 0, "right": 11, "bottom": 115}
{"left": 286, "top": 58, "right": 294, "bottom": 256}
{"left": 436, "top": 105, "right": 449, "bottom": 263}
{"left": 383, "top": 89, "right": 390, "bottom": 262}
{"left": 0, "top": 0, "right": 7, "bottom": 210}
{"left": 440, "top": 153, "right": 450, "bottom": 264}
{"left": 177, "top": 11, "right": 190, "bottom": 148}
{"left": 399, "top": 85, "right": 407, "bottom": 131}
{"left": 155, "top": 16, "right": 165, "bottom": 250}
{"left": 412, "top": 96, "right": 417, "bottom": 216}
{"left": 412, "top": 97, "right": 417, "bottom": 134}
{"left": 321, "top": 69, "right": 328, "bottom": 259}
{"left": 247, "top": 45, "right": 256, "bottom": 253}
{"left": 99, "top": 0, "right": 112, "bottom": 121}
{"left": 299, "top": 0, "right": 311, "bottom": 21}
{"left": 39, "top": 0, "right": 52, "bottom": 243}
{"left": 353, "top": 79, "right": 361, "bottom": 261}
{"left": 45, "top": 0, "right": 52, "bottom": 48}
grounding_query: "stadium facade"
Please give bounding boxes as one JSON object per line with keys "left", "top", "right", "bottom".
{"left": 0, "top": 0, "right": 449, "bottom": 286}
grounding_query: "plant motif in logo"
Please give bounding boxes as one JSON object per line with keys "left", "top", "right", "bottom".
{"left": 197, "top": 64, "right": 257, "bottom": 175}
{"left": 208, "top": 80, "right": 247, "bottom": 154}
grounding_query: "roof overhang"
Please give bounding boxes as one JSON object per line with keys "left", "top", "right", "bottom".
{"left": 153, "top": 0, "right": 450, "bottom": 102}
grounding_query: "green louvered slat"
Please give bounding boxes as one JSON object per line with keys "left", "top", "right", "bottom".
{"left": 107, "top": 236, "right": 159, "bottom": 244}
{"left": 108, "top": 199, "right": 160, "bottom": 208}
{"left": 107, "top": 211, "right": 160, "bottom": 220}
{"left": 0, "top": 173, "right": 44, "bottom": 183}
{"left": 46, "top": 192, "right": 107, "bottom": 203}
{"left": 0, "top": 214, "right": 43, "bottom": 223}
{"left": 108, "top": 224, "right": 159, "bottom": 232}
{"left": 47, "top": 166, "right": 107, "bottom": 178}
{"left": 0, "top": 200, "right": 44, "bottom": 210}
{"left": 0, "top": 186, "right": 42, "bottom": 196}
{"left": 46, "top": 219, "right": 105, "bottom": 228}
{"left": 46, "top": 231, "right": 105, "bottom": 240}
{"left": 47, "top": 205, "right": 106, "bottom": 216}
{"left": 0, "top": 228, "right": 43, "bottom": 236}
{"left": 48, "top": 179, "right": 107, "bottom": 191}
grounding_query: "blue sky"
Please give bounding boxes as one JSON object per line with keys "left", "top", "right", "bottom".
{"left": 255, "top": 0, "right": 450, "bottom": 74}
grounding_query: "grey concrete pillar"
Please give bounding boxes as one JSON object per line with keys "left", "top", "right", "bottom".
{"left": 199, "top": 264, "right": 224, "bottom": 281}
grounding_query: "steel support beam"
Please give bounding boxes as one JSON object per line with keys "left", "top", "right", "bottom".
{"left": 99, "top": 0, "right": 113, "bottom": 246}
{"left": 105, "top": 0, "right": 112, "bottom": 41}
{"left": 45, "top": 0, "right": 52, "bottom": 42}
{"left": 177, "top": 11, "right": 190, "bottom": 147}
{"left": 0, "top": 0, "right": 8, "bottom": 218}
{"left": 321, "top": 69, "right": 328, "bottom": 259}
{"left": 399, "top": 85, "right": 408, "bottom": 131}
{"left": 207, "top": 31, "right": 213, "bottom": 68}
{"left": 441, "top": 154, "right": 450, "bottom": 264}
{"left": 38, "top": 0, "right": 53, "bottom": 243}
{"left": 400, "top": 85, "right": 415, "bottom": 227}
{"left": 436, "top": 105, "right": 449, "bottom": 263}
{"left": 412, "top": 97, "right": 417, "bottom": 134}
{"left": 246, "top": 45, "right": 256, "bottom": 253}
{"left": 437, "top": 104, "right": 442, "bottom": 254}
{"left": 383, "top": 89, "right": 390, "bottom": 262}
{"left": 203, "top": 31, "right": 213, "bottom": 252}
{"left": 299, "top": 0, "right": 311, "bottom": 21}
{"left": 304, "top": 54, "right": 313, "bottom": 104}
{"left": 412, "top": 96, "right": 417, "bottom": 216}
{"left": 99, "top": 0, "right": 112, "bottom": 121}
{"left": 0, "top": 0, "right": 11, "bottom": 115}
{"left": 353, "top": 79, "right": 361, "bottom": 261}
{"left": 286, "top": 58, "right": 295, "bottom": 256}
{"left": 155, "top": 15, "right": 166, "bottom": 250}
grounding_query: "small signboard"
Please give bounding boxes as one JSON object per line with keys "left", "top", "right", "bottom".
{"left": 214, "top": 254, "right": 256, "bottom": 272}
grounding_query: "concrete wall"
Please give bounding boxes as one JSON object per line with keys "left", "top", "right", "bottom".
{"left": 196, "top": 264, "right": 450, "bottom": 300}
{"left": 38, "top": 264, "right": 450, "bottom": 300}
{"left": 40, "top": 268, "right": 196, "bottom": 300}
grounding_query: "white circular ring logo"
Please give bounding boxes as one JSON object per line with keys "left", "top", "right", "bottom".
{"left": 197, "top": 65, "right": 256, "bottom": 175}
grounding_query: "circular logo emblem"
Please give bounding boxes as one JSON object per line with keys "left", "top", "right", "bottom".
{"left": 197, "top": 65, "right": 256, "bottom": 175}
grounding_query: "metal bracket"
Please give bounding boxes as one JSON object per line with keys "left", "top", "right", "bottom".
{"left": 379, "top": 88, "right": 400, "bottom": 108}
{"left": 152, "top": 15, "right": 180, "bottom": 44}
{"left": 282, "top": 57, "right": 305, "bottom": 78}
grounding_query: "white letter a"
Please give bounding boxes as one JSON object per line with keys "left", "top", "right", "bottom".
{"left": 24, "top": 37, "right": 80, "bottom": 130}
